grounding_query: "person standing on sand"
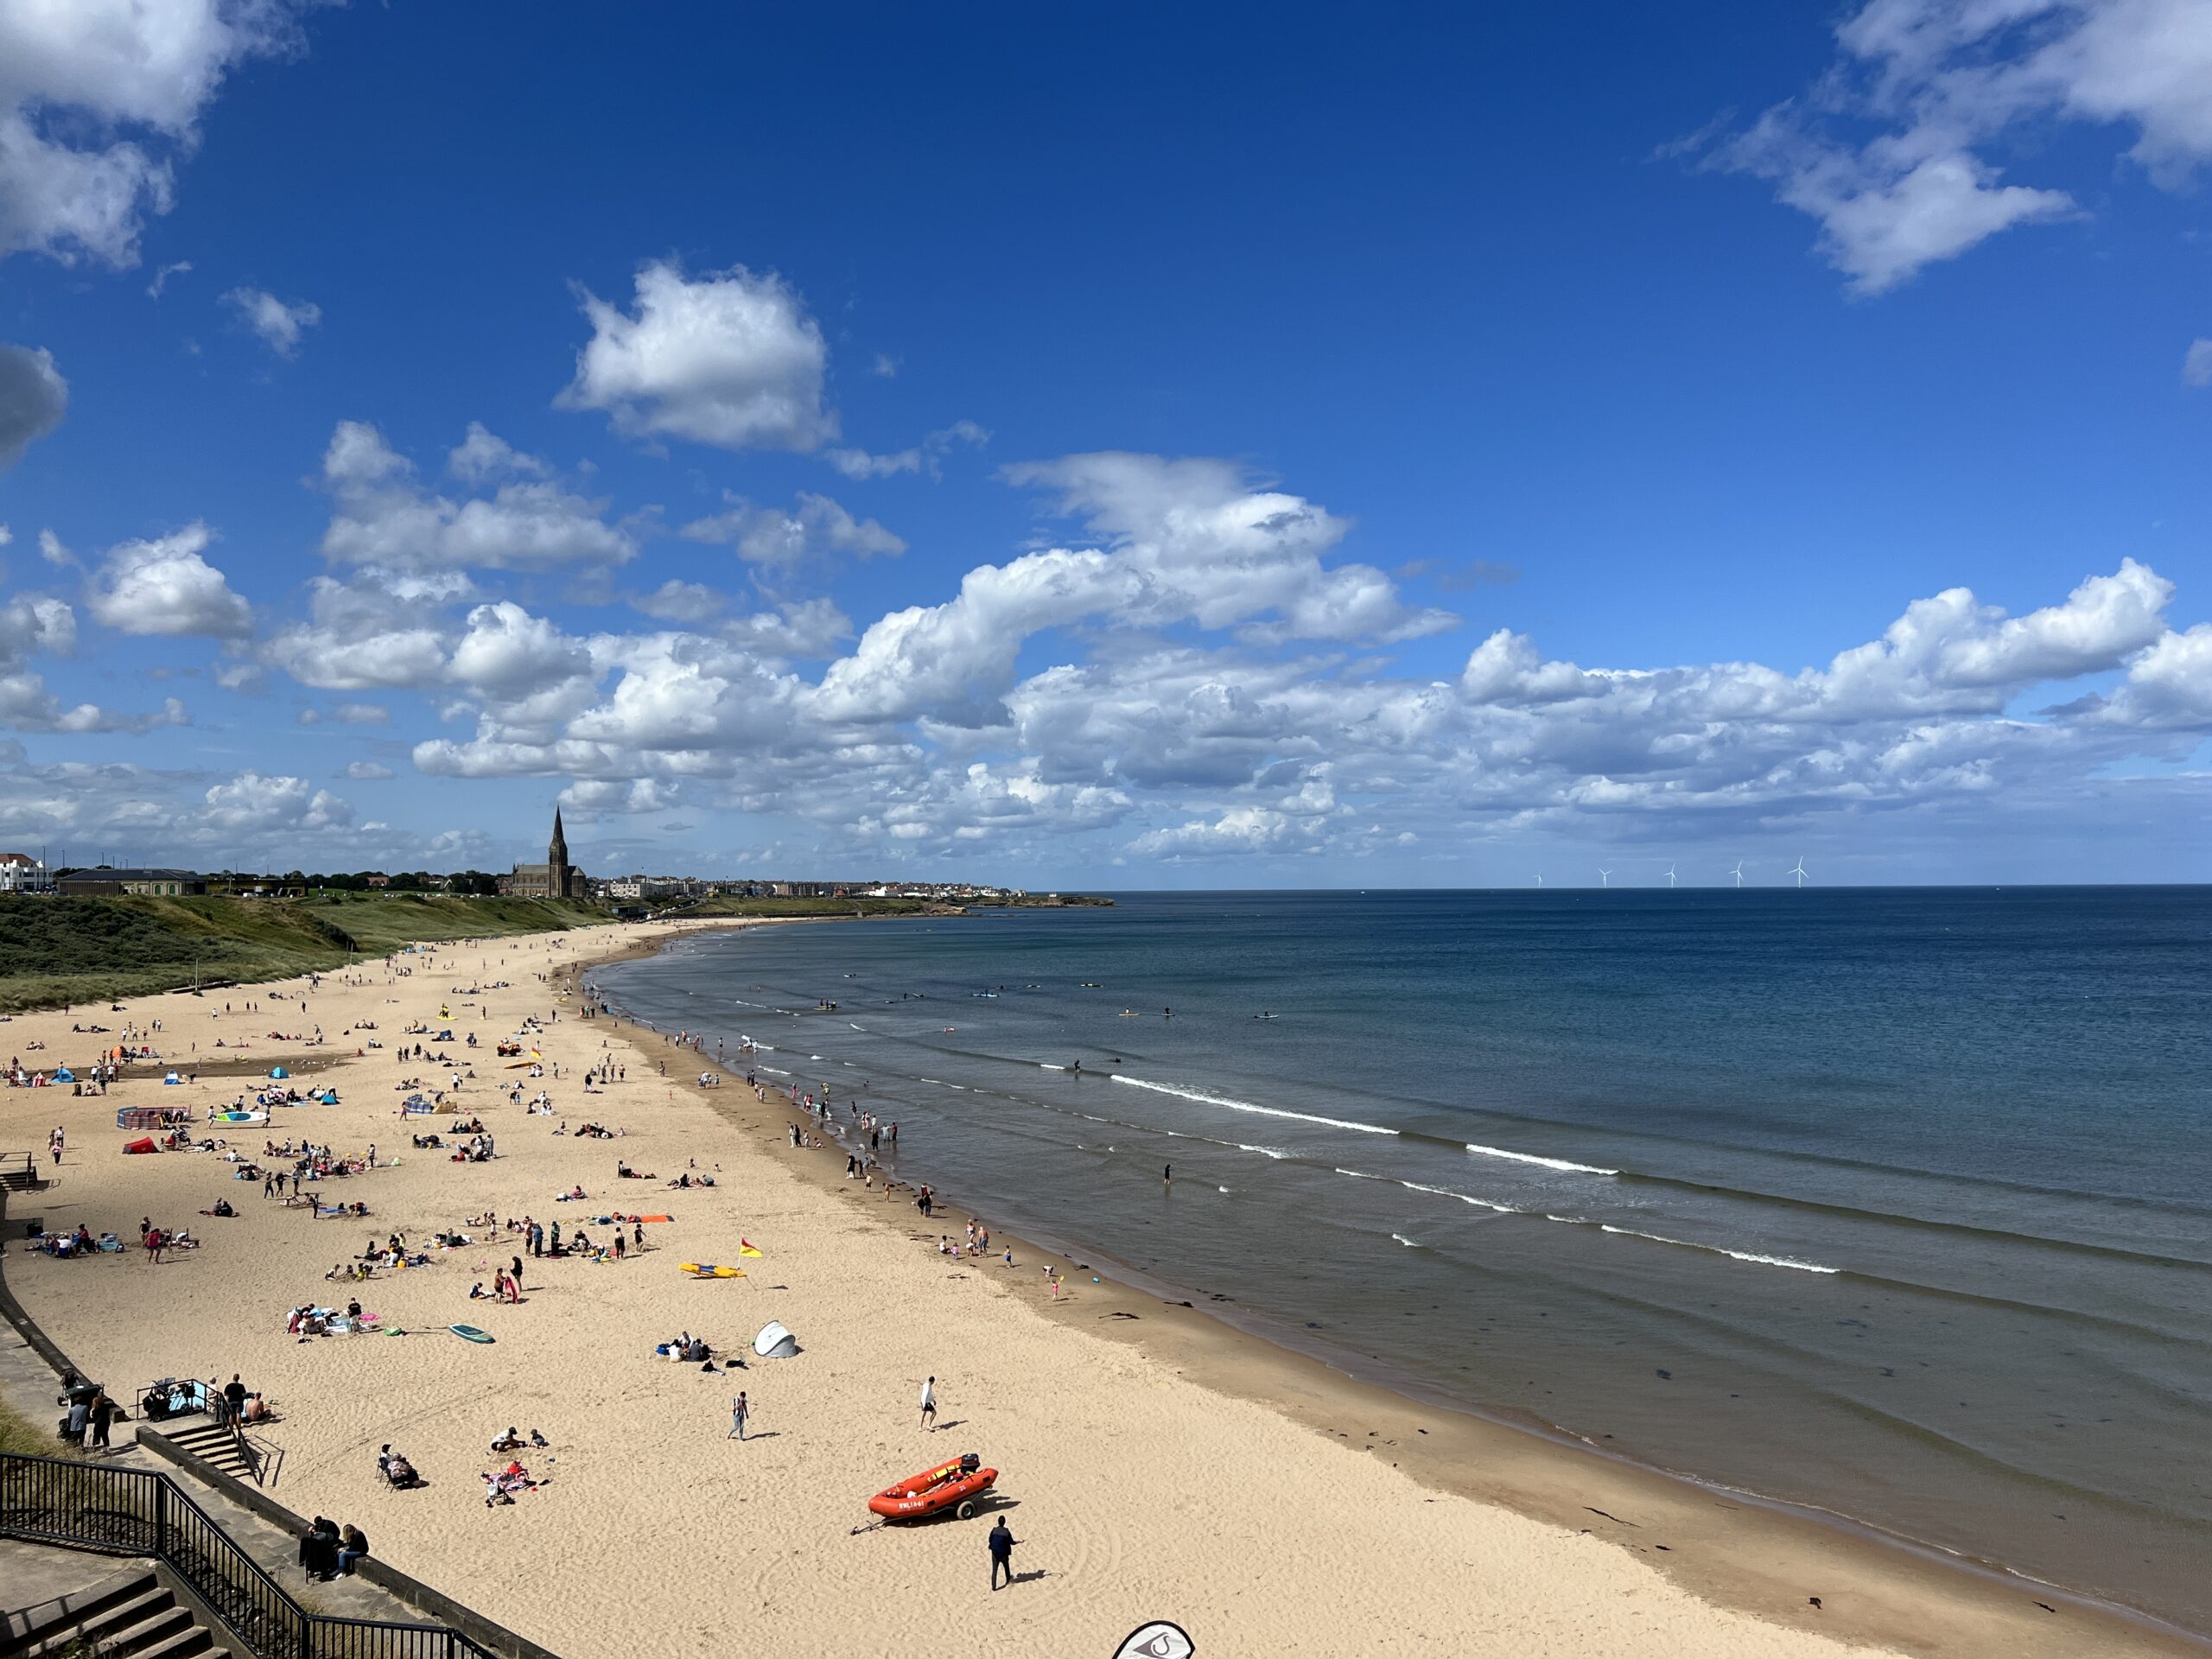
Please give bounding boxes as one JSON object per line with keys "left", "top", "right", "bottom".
{"left": 988, "top": 1520, "right": 1019, "bottom": 1590}
{"left": 919, "top": 1375, "right": 938, "bottom": 1431}
{"left": 729, "top": 1390, "right": 747, "bottom": 1440}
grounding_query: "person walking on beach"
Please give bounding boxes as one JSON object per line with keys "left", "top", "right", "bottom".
{"left": 988, "top": 1519, "right": 1019, "bottom": 1591}
{"left": 729, "top": 1390, "right": 748, "bottom": 1440}
{"left": 919, "top": 1375, "right": 938, "bottom": 1431}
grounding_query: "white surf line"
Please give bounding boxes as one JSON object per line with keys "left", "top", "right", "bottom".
{"left": 1599, "top": 1224, "right": 1840, "bottom": 1274}
{"left": 1114, "top": 1074, "right": 1398, "bottom": 1135}
{"left": 1466, "top": 1141, "right": 1618, "bottom": 1176}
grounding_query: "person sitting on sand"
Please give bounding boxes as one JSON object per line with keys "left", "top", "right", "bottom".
{"left": 491, "top": 1427, "right": 524, "bottom": 1452}
{"left": 530, "top": 1428, "right": 550, "bottom": 1447}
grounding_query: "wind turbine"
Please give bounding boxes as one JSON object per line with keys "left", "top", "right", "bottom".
{"left": 1664, "top": 862, "right": 1678, "bottom": 889}
{"left": 1730, "top": 861, "right": 1744, "bottom": 889}
{"left": 1789, "top": 856, "right": 1808, "bottom": 889}
{"left": 1598, "top": 868, "right": 1611, "bottom": 889}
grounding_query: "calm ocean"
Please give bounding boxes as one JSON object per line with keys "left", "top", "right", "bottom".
{"left": 594, "top": 888, "right": 2212, "bottom": 1630}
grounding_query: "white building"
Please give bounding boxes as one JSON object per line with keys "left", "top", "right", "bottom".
{"left": 0, "top": 853, "right": 56, "bottom": 894}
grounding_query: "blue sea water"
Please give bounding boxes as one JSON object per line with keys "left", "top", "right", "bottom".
{"left": 594, "top": 887, "right": 2212, "bottom": 1630}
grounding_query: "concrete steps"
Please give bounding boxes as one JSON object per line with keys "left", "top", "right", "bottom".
{"left": 2, "top": 1566, "right": 229, "bottom": 1659}
{"left": 154, "top": 1421, "right": 257, "bottom": 1484}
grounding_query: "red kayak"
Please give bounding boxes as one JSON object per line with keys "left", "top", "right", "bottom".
{"left": 868, "top": 1452, "right": 996, "bottom": 1521}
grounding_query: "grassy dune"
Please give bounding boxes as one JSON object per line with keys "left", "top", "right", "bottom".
{"left": 0, "top": 893, "right": 607, "bottom": 1012}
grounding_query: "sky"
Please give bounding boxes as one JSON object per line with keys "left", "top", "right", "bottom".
{"left": 0, "top": 1, "right": 2208, "bottom": 888}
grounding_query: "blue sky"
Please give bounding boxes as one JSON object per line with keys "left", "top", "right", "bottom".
{"left": 0, "top": 1, "right": 2208, "bottom": 887}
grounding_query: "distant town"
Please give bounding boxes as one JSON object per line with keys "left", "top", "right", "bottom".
{"left": 0, "top": 854, "right": 1046, "bottom": 909}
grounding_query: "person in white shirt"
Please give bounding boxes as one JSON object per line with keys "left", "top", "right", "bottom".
{"left": 919, "top": 1375, "right": 938, "bottom": 1431}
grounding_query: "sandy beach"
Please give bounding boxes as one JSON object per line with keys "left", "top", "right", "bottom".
{"left": 0, "top": 919, "right": 2196, "bottom": 1659}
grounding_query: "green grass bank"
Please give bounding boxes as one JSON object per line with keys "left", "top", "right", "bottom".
{"left": 0, "top": 893, "right": 608, "bottom": 1013}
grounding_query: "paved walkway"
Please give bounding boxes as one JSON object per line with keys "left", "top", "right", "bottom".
{"left": 0, "top": 1535, "right": 134, "bottom": 1618}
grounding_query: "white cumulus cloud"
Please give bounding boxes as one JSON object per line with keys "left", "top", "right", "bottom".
{"left": 556, "top": 258, "right": 836, "bottom": 452}
{"left": 1703, "top": 0, "right": 2212, "bottom": 293}
{"left": 0, "top": 0, "right": 317, "bottom": 266}
{"left": 86, "top": 521, "right": 251, "bottom": 638}
{"left": 317, "top": 420, "right": 639, "bottom": 573}
{"left": 0, "top": 343, "right": 67, "bottom": 465}
{"left": 680, "top": 491, "right": 905, "bottom": 566}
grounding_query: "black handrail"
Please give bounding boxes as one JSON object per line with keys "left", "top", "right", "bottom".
{"left": 129, "top": 1378, "right": 265, "bottom": 1481}
{"left": 0, "top": 1451, "right": 493, "bottom": 1659}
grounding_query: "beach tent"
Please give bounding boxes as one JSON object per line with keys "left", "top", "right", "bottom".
{"left": 316, "top": 1089, "right": 340, "bottom": 1103}
{"left": 269, "top": 1066, "right": 289, "bottom": 1080}
{"left": 162, "top": 1071, "right": 183, "bottom": 1085}
{"left": 752, "top": 1321, "right": 799, "bottom": 1360}
{"left": 123, "top": 1136, "right": 156, "bottom": 1154}
{"left": 53, "top": 1066, "right": 74, "bottom": 1082}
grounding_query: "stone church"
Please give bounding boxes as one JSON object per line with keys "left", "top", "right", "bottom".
{"left": 505, "top": 808, "right": 590, "bottom": 899}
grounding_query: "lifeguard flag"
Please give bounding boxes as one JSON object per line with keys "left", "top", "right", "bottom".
{"left": 738, "top": 1239, "right": 764, "bottom": 1258}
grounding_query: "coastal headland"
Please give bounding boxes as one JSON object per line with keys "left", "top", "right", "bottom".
{"left": 1, "top": 917, "right": 2196, "bottom": 1657}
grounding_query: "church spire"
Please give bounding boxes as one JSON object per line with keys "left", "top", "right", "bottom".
{"left": 549, "top": 806, "right": 568, "bottom": 865}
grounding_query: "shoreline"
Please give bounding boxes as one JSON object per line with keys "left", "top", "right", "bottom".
{"left": 1, "top": 918, "right": 2196, "bottom": 1657}
{"left": 583, "top": 918, "right": 2209, "bottom": 1656}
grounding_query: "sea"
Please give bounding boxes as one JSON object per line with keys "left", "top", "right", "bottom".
{"left": 591, "top": 888, "right": 2212, "bottom": 1632}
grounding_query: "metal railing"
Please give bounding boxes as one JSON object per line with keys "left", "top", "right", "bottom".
{"left": 131, "top": 1381, "right": 268, "bottom": 1484}
{"left": 0, "top": 1452, "right": 493, "bottom": 1659}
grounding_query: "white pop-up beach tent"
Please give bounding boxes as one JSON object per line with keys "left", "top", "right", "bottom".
{"left": 753, "top": 1321, "right": 799, "bottom": 1360}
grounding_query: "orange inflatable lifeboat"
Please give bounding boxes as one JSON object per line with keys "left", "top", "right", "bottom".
{"left": 868, "top": 1452, "right": 996, "bottom": 1521}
